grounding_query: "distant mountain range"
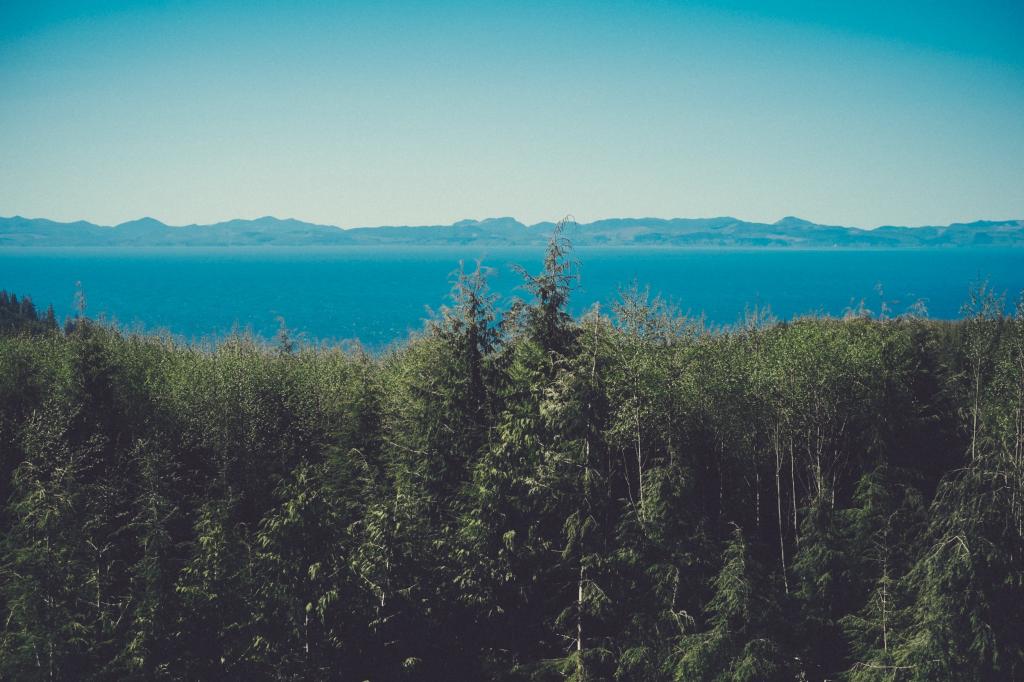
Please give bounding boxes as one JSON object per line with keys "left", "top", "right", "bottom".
{"left": 2, "top": 215, "right": 1023, "bottom": 248}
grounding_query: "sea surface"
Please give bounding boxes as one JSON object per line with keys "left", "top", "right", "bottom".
{"left": 2, "top": 247, "right": 1022, "bottom": 347}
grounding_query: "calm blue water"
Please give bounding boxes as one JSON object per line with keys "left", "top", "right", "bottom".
{"left": 2, "top": 247, "right": 1022, "bottom": 347}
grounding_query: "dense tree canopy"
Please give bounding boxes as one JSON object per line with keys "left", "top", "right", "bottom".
{"left": 0, "top": 290, "right": 56, "bottom": 337}
{"left": 1, "top": 244, "right": 1022, "bottom": 681}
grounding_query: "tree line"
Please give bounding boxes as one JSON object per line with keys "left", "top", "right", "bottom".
{"left": 1, "top": 231, "right": 1022, "bottom": 680}
{"left": 0, "top": 290, "right": 57, "bottom": 336}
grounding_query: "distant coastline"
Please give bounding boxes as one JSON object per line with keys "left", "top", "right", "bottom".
{"left": 2, "top": 215, "right": 1023, "bottom": 249}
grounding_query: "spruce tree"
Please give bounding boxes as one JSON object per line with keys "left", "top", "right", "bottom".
{"left": 673, "top": 526, "right": 792, "bottom": 682}
{"left": 0, "top": 405, "right": 96, "bottom": 680}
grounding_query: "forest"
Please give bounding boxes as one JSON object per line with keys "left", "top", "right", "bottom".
{"left": 1, "top": 231, "right": 1022, "bottom": 681}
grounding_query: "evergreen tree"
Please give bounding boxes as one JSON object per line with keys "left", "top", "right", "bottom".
{"left": 0, "top": 405, "right": 96, "bottom": 680}
{"left": 120, "top": 439, "right": 184, "bottom": 679}
{"left": 249, "top": 458, "right": 362, "bottom": 679}
{"left": 514, "top": 218, "right": 579, "bottom": 360}
{"left": 673, "top": 526, "right": 792, "bottom": 682}
{"left": 0, "top": 256, "right": 1022, "bottom": 681}
{"left": 792, "top": 500, "right": 848, "bottom": 678}
{"left": 840, "top": 467, "right": 924, "bottom": 681}
{"left": 174, "top": 497, "right": 256, "bottom": 679}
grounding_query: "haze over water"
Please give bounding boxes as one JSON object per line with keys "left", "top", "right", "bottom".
{"left": 3, "top": 246, "right": 1021, "bottom": 347}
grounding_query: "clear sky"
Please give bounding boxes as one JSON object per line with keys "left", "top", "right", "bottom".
{"left": 1, "top": 0, "right": 1023, "bottom": 228}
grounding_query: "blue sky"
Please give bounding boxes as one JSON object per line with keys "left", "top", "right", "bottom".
{"left": 1, "top": 0, "right": 1022, "bottom": 228}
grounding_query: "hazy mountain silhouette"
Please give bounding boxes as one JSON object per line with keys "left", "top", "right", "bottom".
{"left": 2, "top": 215, "right": 1022, "bottom": 248}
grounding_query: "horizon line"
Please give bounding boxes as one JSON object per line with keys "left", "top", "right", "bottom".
{"left": 4, "top": 213, "right": 1023, "bottom": 232}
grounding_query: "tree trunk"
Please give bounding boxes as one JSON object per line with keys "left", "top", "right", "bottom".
{"left": 755, "top": 469, "right": 761, "bottom": 530}
{"left": 972, "top": 367, "right": 981, "bottom": 461}
{"left": 790, "top": 437, "right": 799, "bottom": 549}
{"left": 635, "top": 402, "right": 644, "bottom": 518}
{"left": 577, "top": 562, "right": 585, "bottom": 680}
{"left": 774, "top": 429, "right": 789, "bottom": 593}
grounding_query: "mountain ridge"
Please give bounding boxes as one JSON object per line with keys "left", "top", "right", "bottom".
{"left": 2, "top": 215, "right": 1022, "bottom": 248}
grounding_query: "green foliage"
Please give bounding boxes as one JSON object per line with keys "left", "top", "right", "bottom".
{"left": 673, "top": 526, "right": 791, "bottom": 682}
{"left": 0, "top": 265, "right": 1022, "bottom": 681}
{"left": 0, "top": 290, "right": 58, "bottom": 337}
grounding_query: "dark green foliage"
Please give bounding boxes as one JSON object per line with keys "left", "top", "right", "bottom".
{"left": 1, "top": 267, "right": 1022, "bottom": 681}
{"left": 0, "top": 290, "right": 58, "bottom": 336}
{"left": 673, "top": 526, "right": 791, "bottom": 682}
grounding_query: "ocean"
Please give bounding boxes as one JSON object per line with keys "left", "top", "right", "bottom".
{"left": 2, "top": 246, "right": 1022, "bottom": 347}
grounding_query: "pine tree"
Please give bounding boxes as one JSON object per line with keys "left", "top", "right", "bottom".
{"left": 455, "top": 224, "right": 583, "bottom": 677}
{"left": 536, "top": 312, "right": 616, "bottom": 681}
{"left": 174, "top": 497, "right": 256, "bottom": 679}
{"left": 672, "top": 526, "right": 792, "bottom": 682}
{"left": 839, "top": 467, "right": 920, "bottom": 681}
{"left": 514, "top": 218, "right": 579, "bottom": 361}
{"left": 0, "top": 404, "right": 97, "bottom": 680}
{"left": 249, "top": 458, "right": 362, "bottom": 679}
{"left": 889, "top": 452, "right": 1024, "bottom": 679}
{"left": 120, "top": 439, "right": 184, "bottom": 679}
{"left": 791, "top": 498, "right": 852, "bottom": 679}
